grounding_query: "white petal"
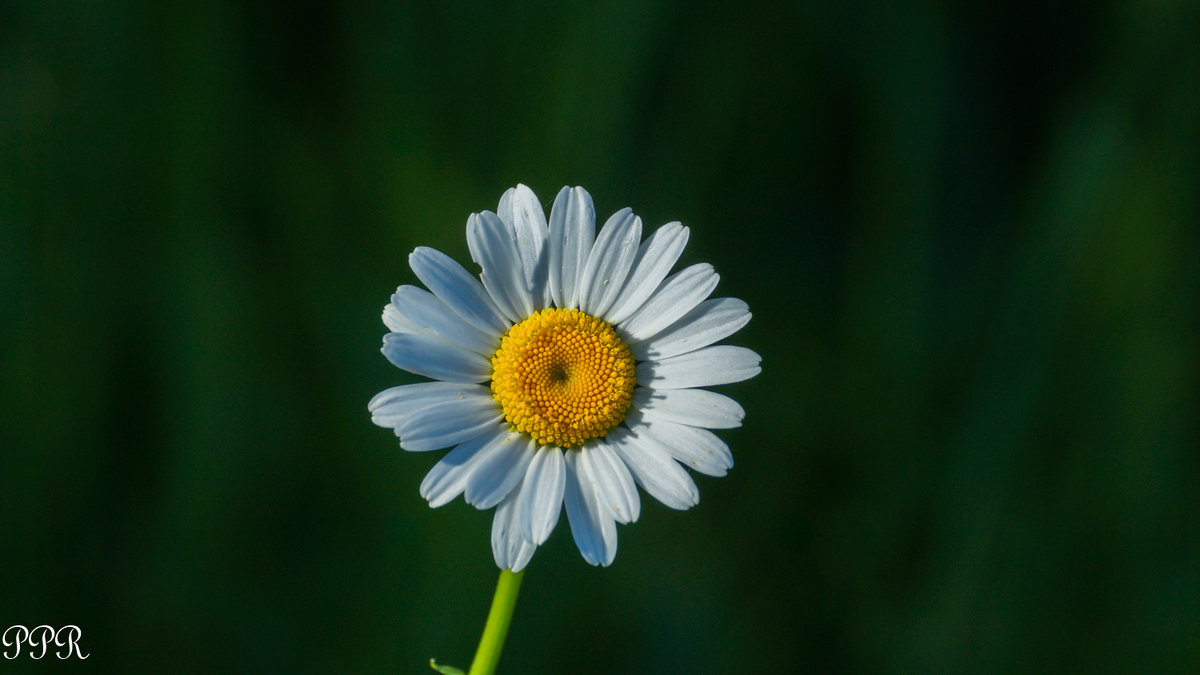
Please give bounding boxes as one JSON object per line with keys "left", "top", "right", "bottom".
{"left": 369, "top": 382, "right": 499, "bottom": 450}
{"left": 419, "top": 426, "right": 510, "bottom": 507}
{"left": 547, "top": 186, "right": 596, "bottom": 309}
{"left": 409, "top": 246, "right": 509, "bottom": 336}
{"left": 632, "top": 387, "right": 745, "bottom": 429}
{"left": 467, "top": 211, "right": 535, "bottom": 322}
{"left": 636, "top": 345, "right": 761, "bottom": 390}
{"left": 577, "top": 208, "right": 642, "bottom": 317}
{"left": 492, "top": 484, "right": 538, "bottom": 572}
{"left": 389, "top": 285, "right": 498, "bottom": 356}
{"left": 631, "top": 297, "right": 752, "bottom": 360}
{"left": 382, "top": 303, "right": 406, "bottom": 332}
{"left": 618, "top": 263, "right": 719, "bottom": 343}
{"left": 497, "top": 184, "right": 550, "bottom": 308}
{"left": 608, "top": 427, "right": 699, "bottom": 509}
{"left": 577, "top": 440, "right": 640, "bottom": 524}
{"left": 564, "top": 451, "right": 617, "bottom": 566}
{"left": 636, "top": 417, "right": 734, "bottom": 477}
{"left": 516, "top": 447, "right": 565, "bottom": 544}
{"left": 464, "top": 434, "right": 536, "bottom": 510}
{"left": 604, "top": 221, "right": 689, "bottom": 325}
{"left": 369, "top": 381, "right": 486, "bottom": 428}
{"left": 381, "top": 332, "right": 491, "bottom": 383}
{"left": 397, "top": 395, "right": 503, "bottom": 452}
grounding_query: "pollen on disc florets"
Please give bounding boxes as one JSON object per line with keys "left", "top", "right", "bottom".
{"left": 490, "top": 308, "right": 636, "bottom": 448}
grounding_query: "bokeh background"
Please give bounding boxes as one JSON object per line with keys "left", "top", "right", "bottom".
{"left": 3, "top": 1, "right": 1199, "bottom": 672}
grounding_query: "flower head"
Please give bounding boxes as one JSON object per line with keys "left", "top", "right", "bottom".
{"left": 370, "top": 185, "right": 760, "bottom": 570}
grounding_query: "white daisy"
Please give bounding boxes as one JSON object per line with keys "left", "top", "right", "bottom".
{"left": 370, "top": 185, "right": 760, "bottom": 571}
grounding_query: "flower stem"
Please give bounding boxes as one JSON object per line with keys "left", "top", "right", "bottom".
{"left": 467, "top": 569, "right": 525, "bottom": 675}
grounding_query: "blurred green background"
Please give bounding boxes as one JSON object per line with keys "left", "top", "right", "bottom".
{"left": 3, "top": 0, "right": 1199, "bottom": 672}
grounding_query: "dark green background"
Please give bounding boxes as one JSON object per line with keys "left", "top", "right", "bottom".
{"left": 3, "top": 1, "right": 1198, "bottom": 672}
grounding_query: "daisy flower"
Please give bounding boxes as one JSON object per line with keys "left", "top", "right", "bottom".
{"left": 369, "top": 185, "right": 759, "bottom": 571}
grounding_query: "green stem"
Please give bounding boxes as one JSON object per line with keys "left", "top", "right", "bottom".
{"left": 467, "top": 569, "right": 525, "bottom": 675}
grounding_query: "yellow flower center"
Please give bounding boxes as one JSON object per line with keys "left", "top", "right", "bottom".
{"left": 490, "top": 308, "right": 636, "bottom": 448}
